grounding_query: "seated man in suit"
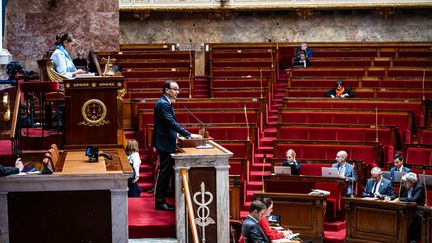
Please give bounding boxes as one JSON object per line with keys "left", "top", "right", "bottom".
{"left": 241, "top": 200, "right": 269, "bottom": 243}
{"left": 390, "top": 153, "right": 411, "bottom": 182}
{"left": 332, "top": 150, "right": 357, "bottom": 197}
{"left": 362, "top": 167, "right": 395, "bottom": 200}
{"left": 393, "top": 172, "right": 425, "bottom": 243}
{"left": 0, "top": 158, "right": 24, "bottom": 176}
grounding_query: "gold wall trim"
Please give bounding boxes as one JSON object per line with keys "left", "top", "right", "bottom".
{"left": 120, "top": 2, "right": 432, "bottom": 12}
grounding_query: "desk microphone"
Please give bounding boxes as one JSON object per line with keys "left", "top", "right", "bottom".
{"left": 375, "top": 104, "right": 379, "bottom": 143}
{"left": 423, "top": 169, "right": 428, "bottom": 206}
{"left": 258, "top": 66, "right": 263, "bottom": 99}
{"left": 422, "top": 64, "right": 426, "bottom": 100}
{"left": 181, "top": 103, "right": 209, "bottom": 138}
{"left": 244, "top": 105, "right": 250, "bottom": 141}
{"left": 398, "top": 177, "right": 403, "bottom": 200}
{"left": 351, "top": 159, "right": 356, "bottom": 198}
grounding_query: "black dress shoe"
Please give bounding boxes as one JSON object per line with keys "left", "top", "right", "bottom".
{"left": 155, "top": 203, "right": 175, "bottom": 211}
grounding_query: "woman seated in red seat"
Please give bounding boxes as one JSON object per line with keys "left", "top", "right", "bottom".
{"left": 324, "top": 80, "right": 356, "bottom": 98}
{"left": 282, "top": 149, "right": 301, "bottom": 175}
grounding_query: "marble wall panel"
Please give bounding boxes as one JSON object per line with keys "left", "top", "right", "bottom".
{"left": 120, "top": 10, "right": 431, "bottom": 74}
{"left": 5, "top": 0, "right": 119, "bottom": 72}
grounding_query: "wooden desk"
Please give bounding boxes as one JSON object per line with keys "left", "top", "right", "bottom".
{"left": 255, "top": 192, "right": 326, "bottom": 243}
{"left": 419, "top": 206, "right": 432, "bottom": 243}
{"left": 264, "top": 175, "right": 348, "bottom": 219}
{"left": 345, "top": 198, "right": 416, "bottom": 243}
{"left": 0, "top": 149, "right": 132, "bottom": 243}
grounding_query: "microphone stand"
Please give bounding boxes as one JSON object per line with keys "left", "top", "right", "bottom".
{"left": 244, "top": 105, "right": 250, "bottom": 141}
{"left": 181, "top": 103, "right": 208, "bottom": 138}
{"left": 423, "top": 169, "right": 428, "bottom": 206}
{"left": 189, "top": 51, "right": 193, "bottom": 99}
{"left": 262, "top": 154, "right": 267, "bottom": 192}
{"left": 351, "top": 160, "right": 356, "bottom": 198}
{"left": 259, "top": 67, "right": 263, "bottom": 99}
{"left": 422, "top": 65, "right": 426, "bottom": 100}
{"left": 375, "top": 104, "right": 379, "bottom": 143}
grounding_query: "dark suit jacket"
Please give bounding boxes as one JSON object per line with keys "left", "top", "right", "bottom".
{"left": 0, "top": 165, "right": 19, "bottom": 177}
{"left": 390, "top": 166, "right": 411, "bottom": 182}
{"left": 362, "top": 177, "right": 395, "bottom": 200}
{"left": 241, "top": 216, "right": 270, "bottom": 243}
{"left": 400, "top": 182, "right": 425, "bottom": 206}
{"left": 282, "top": 160, "right": 301, "bottom": 175}
{"left": 152, "top": 95, "right": 191, "bottom": 153}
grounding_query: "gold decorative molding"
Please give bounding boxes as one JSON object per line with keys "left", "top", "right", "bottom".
{"left": 78, "top": 99, "right": 110, "bottom": 127}
{"left": 133, "top": 11, "right": 151, "bottom": 21}
{"left": 214, "top": 9, "right": 232, "bottom": 19}
{"left": 377, "top": 8, "right": 396, "bottom": 18}
{"left": 296, "top": 9, "right": 315, "bottom": 19}
{"left": 120, "top": 1, "right": 432, "bottom": 12}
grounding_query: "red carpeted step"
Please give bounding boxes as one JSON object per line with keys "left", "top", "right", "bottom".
{"left": 240, "top": 210, "right": 249, "bottom": 219}
{"left": 246, "top": 189, "right": 264, "bottom": 201}
{"left": 324, "top": 220, "right": 346, "bottom": 232}
{"left": 0, "top": 140, "right": 13, "bottom": 166}
{"left": 323, "top": 228, "right": 346, "bottom": 243}
{"left": 138, "top": 171, "right": 154, "bottom": 183}
{"left": 246, "top": 181, "right": 263, "bottom": 190}
{"left": 124, "top": 130, "right": 138, "bottom": 140}
{"left": 251, "top": 163, "right": 272, "bottom": 171}
{"left": 137, "top": 181, "right": 155, "bottom": 191}
{"left": 128, "top": 193, "right": 176, "bottom": 238}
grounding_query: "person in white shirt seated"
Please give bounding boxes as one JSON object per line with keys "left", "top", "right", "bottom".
{"left": 50, "top": 33, "right": 86, "bottom": 79}
{"left": 362, "top": 167, "right": 395, "bottom": 200}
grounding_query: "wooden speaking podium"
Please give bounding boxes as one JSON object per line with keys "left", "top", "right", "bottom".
{"left": 63, "top": 76, "right": 124, "bottom": 149}
{"left": 172, "top": 139, "right": 233, "bottom": 243}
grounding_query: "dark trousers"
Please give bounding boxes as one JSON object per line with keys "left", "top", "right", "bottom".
{"left": 155, "top": 151, "right": 174, "bottom": 204}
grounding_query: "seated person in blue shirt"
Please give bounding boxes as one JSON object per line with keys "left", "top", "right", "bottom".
{"left": 390, "top": 153, "right": 411, "bottom": 182}
{"left": 282, "top": 149, "right": 301, "bottom": 175}
{"left": 0, "top": 158, "right": 24, "bottom": 176}
{"left": 331, "top": 150, "right": 357, "bottom": 197}
{"left": 50, "top": 33, "right": 86, "bottom": 79}
{"left": 362, "top": 167, "right": 395, "bottom": 200}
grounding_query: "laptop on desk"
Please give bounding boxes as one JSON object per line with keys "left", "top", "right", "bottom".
{"left": 321, "top": 167, "right": 339, "bottom": 178}
{"left": 274, "top": 166, "right": 292, "bottom": 175}
{"left": 419, "top": 174, "right": 432, "bottom": 186}
{"left": 382, "top": 171, "right": 391, "bottom": 181}
{"left": 394, "top": 171, "right": 407, "bottom": 182}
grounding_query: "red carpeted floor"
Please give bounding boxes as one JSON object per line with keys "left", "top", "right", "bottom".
{"left": 128, "top": 192, "right": 176, "bottom": 238}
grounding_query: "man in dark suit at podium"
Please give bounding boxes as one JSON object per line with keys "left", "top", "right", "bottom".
{"left": 152, "top": 80, "right": 202, "bottom": 211}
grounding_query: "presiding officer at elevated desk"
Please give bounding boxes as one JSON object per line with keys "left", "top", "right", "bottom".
{"left": 362, "top": 167, "right": 395, "bottom": 200}
{"left": 393, "top": 172, "right": 425, "bottom": 243}
{"left": 152, "top": 80, "right": 202, "bottom": 211}
{"left": 50, "top": 33, "right": 86, "bottom": 78}
{"left": 332, "top": 150, "right": 356, "bottom": 197}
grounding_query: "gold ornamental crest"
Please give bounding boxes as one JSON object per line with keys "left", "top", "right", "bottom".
{"left": 78, "top": 99, "right": 110, "bottom": 126}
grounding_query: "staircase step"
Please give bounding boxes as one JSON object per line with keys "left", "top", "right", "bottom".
{"left": 138, "top": 182, "right": 154, "bottom": 191}
{"left": 264, "top": 127, "right": 277, "bottom": 133}
{"left": 254, "top": 153, "right": 273, "bottom": 159}
{"left": 324, "top": 220, "right": 346, "bottom": 231}
{"left": 323, "top": 229, "right": 346, "bottom": 243}
{"left": 246, "top": 190, "right": 264, "bottom": 201}
{"left": 251, "top": 163, "right": 272, "bottom": 170}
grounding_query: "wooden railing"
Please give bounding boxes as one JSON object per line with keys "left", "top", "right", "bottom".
{"left": 181, "top": 168, "right": 200, "bottom": 243}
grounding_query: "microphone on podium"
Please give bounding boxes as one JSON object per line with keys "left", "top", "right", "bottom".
{"left": 262, "top": 154, "right": 267, "bottom": 193}
{"left": 422, "top": 64, "right": 426, "bottom": 100}
{"left": 181, "top": 103, "right": 209, "bottom": 138}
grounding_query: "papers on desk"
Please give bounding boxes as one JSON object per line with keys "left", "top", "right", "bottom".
{"left": 272, "top": 233, "right": 300, "bottom": 243}
{"left": 309, "top": 189, "right": 331, "bottom": 196}
{"left": 362, "top": 197, "right": 379, "bottom": 201}
{"left": 75, "top": 72, "right": 96, "bottom": 78}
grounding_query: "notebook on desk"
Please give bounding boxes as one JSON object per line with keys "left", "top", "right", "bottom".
{"left": 274, "top": 166, "right": 291, "bottom": 175}
{"left": 321, "top": 167, "right": 339, "bottom": 178}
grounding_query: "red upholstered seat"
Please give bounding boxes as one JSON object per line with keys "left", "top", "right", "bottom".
{"left": 406, "top": 147, "right": 432, "bottom": 165}
{"left": 421, "top": 130, "right": 432, "bottom": 145}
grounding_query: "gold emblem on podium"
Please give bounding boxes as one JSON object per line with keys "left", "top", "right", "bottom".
{"left": 78, "top": 99, "right": 110, "bottom": 126}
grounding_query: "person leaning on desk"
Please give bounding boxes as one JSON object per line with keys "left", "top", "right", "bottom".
{"left": 50, "top": 33, "right": 86, "bottom": 78}
{"left": 362, "top": 167, "right": 395, "bottom": 200}
{"left": 0, "top": 158, "right": 24, "bottom": 176}
{"left": 392, "top": 172, "right": 425, "bottom": 243}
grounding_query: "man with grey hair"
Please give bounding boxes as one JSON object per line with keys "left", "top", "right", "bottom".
{"left": 362, "top": 167, "right": 395, "bottom": 200}
{"left": 393, "top": 172, "right": 425, "bottom": 243}
{"left": 331, "top": 150, "right": 357, "bottom": 196}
